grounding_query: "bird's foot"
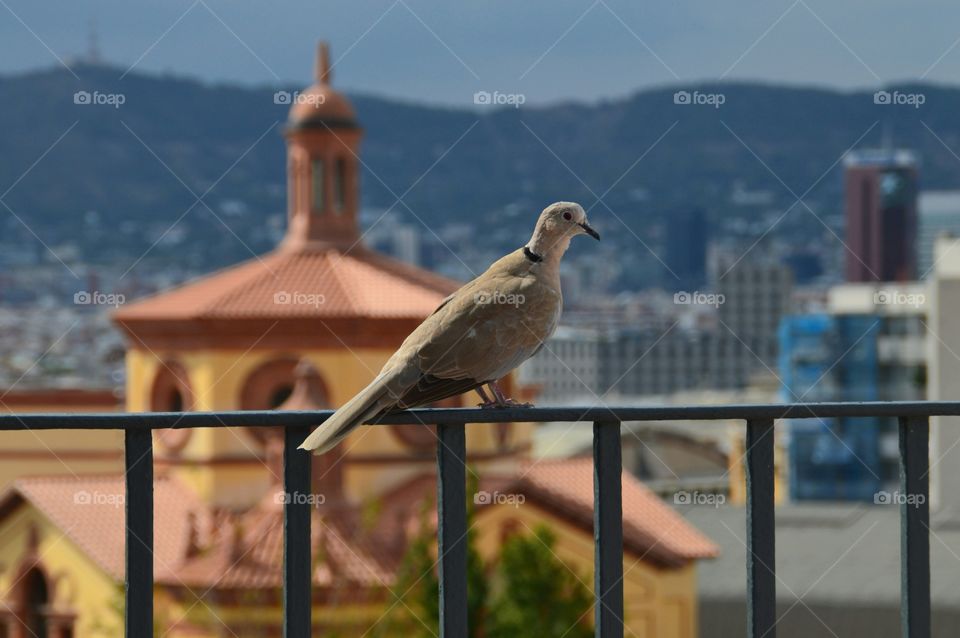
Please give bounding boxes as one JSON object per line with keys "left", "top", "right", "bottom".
{"left": 477, "top": 398, "right": 532, "bottom": 409}
{"left": 485, "top": 382, "right": 533, "bottom": 408}
{"left": 475, "top": 385, "right": 497, "bottom": 409}
{"left": 496, "top": 397, "right": 534, "bottom": 408}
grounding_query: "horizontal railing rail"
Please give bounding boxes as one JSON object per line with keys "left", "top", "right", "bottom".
{"left": 2, "top": 401, "right": 960, "bottom": 429}
{"left": 0, "top": 402, "right": 948, "bottom": 638}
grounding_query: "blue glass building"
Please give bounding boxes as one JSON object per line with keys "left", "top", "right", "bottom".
{"left": 779, "top": 314, "right": 884, "bottom": 500}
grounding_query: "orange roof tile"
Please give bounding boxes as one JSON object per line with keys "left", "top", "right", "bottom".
{"left": 114, "top": 247, "right": 457, "bottom": 323}
{"left": 0, "top": 459, "right": 716, "bottom": 594}
{"left": 0, "top": 475, "right": 206, "bottom": 581}
{"left": 513, "top": 458, "right": 718, "bottom": 566}
{"left": 377, "top": 459, "right": 718, "bottom": 568}
{"left": 0, "top": 476, "right": 397, "bottom": 590}
{"left": 173, "top": 498, "right": 395, "bottom": 590}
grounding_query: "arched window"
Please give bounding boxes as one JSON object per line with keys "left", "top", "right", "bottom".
{"left": 240, "top": 358, "right": 312, "bottom": 411}
{"left": 150, "top": 361, "right": 194, "bottom": 455}
{"left": 241, "top": 358, "right": 330, "bottom": 446}
{"left": 333, "top": 157, "right": 347, "bottom": 213}
{"left": 311, "top": 158, "right": 326, "bottom": 212}
{"left": 150, "top": 361, "right": 193, "bottom": 412}
{"left": 269, "top": 384, "right": 294, "bottom": 409}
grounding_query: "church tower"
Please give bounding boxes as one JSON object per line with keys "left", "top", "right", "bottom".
{"left": 282, "top": 43, "right": 362, "bottom": 251}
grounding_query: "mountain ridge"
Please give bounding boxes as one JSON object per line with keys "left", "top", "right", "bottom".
{"left": 1, "top": 64, "right": 959, "bottom": 283}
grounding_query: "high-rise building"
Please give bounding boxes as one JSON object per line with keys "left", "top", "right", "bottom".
{"left": 927, "top": 234, "right": 960, "bottom": 513}
{"left": 779, "top": 282, "right": 927, "bottom": 501}
{"left": 843, "top": 149, "right": 918, "bottom": 282}
{"left": 521, "top": 259, "right": 794, "bottom": 401}
{"left": 717, "top": 260, "right": 793, "bottom": 367}
{"left": 917, "top": 190, "right": 960, "bottom": 277}
{"left": 665, "top": 207, "right": 708, "bottom": 290}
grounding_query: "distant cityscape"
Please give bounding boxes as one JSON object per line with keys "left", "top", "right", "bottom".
{"left": 7, "top": 140, "right": 960, "bottom": 502}
{"left": 520, "top": 146, "right": 960, "bottom": 512}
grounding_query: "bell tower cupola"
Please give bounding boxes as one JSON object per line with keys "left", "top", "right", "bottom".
{"left": 282, "top": 41, "right": 363, "bottom": 251}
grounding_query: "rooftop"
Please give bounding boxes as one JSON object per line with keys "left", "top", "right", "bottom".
{"left": 113, "top": 245, "right": 456, "bottom": 323}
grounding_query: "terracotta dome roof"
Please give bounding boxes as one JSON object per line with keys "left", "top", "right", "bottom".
{"left": 288, "top": 42, "right": 358, "bottom": 129}
{"left": 113, "top": 246, "right": 457, "bottom": 322}
{"left": 288, "top": 86, "right": 356, "bottom": 127}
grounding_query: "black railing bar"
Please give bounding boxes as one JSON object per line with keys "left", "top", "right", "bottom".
{"left": 593, "top": 420, "right": 624, "bottom": 638}
{"left": 436, "top": 423, "right": 469, "bottom": 637}
{"left": 899, "top": 416, "right": 931, "bottom": 638}
{"left": 745, "top": 419, "right": 776, "bottom": 638}
{"left": 124, "top": 429, "right": 153, "bottom": 637}
{"left": 283, "top": 425, "right": 312, "bottom": 637}
{"left": 5, "top": 402, "right": 960, "bottom": 430}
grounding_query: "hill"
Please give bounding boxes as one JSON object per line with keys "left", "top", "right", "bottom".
{"left": 1, "top": 65, "right": 958, "bottom": 286}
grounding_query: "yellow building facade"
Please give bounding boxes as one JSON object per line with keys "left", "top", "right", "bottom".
{"left": 0, "top": 390, "right": 123, "bottom": 492}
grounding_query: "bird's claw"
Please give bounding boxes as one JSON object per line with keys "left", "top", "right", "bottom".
{"left": 499, "top": 398, "right": 533, "bottom": 408}
{"left": 477, "top": 398, "right": 533, "bottom": 409}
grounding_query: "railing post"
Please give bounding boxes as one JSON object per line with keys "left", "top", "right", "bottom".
{"left": 124, "top": 429, "right": 153, "bottom": 637}
{"left": 284, "top": 425, "right": 312, "bottom": 638}
{"left": 437, "top": 422, "right": 468, "bottom": 638}
{"left": 746, "top": 418, "right": 776, "bottom": 638}
{"left": 899, "top": 416, "right": 930, "bottom": 638}
{"left": 593, "top": 420, "right": 623, "bottom": 638}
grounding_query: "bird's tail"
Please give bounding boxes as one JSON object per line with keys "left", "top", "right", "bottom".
{"left": 299, "top": 374, "right": 394, "bottom": 454}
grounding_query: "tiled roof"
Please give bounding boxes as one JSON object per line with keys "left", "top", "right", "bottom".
{"left": 0, "top": 460, "right": 716, "bottom": 593}
{"left": 378, "top": 459, "right": 719, "bottom": 568}
{"left": 0, "top": 475, "right": 205, "bottom": 581}
{"left": 173, "top": 496, "right": 396, "bottom": 589}
{"left": 0, "top": 477, "right": 395, "bottom": 589}
{"left": 513, "top": 458, "right": 718, "bottom": 566}
{"left": 114, "top": 246, "right": 457, "bottom": 322}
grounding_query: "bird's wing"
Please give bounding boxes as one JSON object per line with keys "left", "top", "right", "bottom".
{"left": 385, "top": 250, "right": 559, "bottom": 391}
{"left": 393, "top": 375, "right": 487, "bottom": 409}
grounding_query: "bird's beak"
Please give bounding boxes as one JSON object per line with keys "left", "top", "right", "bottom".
{"left": 579, "top": 222, "right": 600, "bottom": 240}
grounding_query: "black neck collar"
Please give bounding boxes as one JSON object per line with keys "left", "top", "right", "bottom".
{"left": 523, "top": 245, "right": 543, "bottom": 263}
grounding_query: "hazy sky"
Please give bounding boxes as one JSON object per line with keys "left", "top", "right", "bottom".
{"left": 3, "top": 0, "right": 960, "bottom": 106}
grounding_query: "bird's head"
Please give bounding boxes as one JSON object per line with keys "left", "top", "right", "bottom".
{"left": 526, "top": 201, "right": 599, "bottom": 263}
{"left": 540, "top": 202, "right": 599, "bottom": 240}
{"left": 529, "top": 201, "right": 599, "bottom": 256}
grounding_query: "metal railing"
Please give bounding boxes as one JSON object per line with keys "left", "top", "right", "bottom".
{"left": 0, "top": 401, "right": 954, "bottom": 637}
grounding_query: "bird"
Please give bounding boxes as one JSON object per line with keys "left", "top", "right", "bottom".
{"left": 299, "top": 201, "right": 600, "bottom": 454}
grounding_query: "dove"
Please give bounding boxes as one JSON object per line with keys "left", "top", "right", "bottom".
{"left": 299, "top": 201, "right": 600, "bottom": 454}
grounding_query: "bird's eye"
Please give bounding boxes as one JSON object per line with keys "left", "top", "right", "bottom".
{"left": 563, "top": 211, "right": 572, "bottom": 221}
